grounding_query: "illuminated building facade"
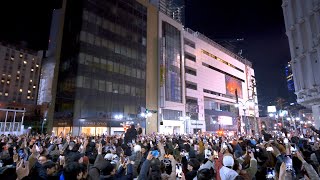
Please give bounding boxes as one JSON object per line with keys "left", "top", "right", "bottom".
{"left": 0, "top": 43, "right": 42, "bottom": 104}
{"left": 0, "top": 43, "right": 43, "bottom": 132}
{"left": 282, "top": 0, "right": 320, "bottom": 128}
{"left": 183, "top": 29, "right": 259, "bottom": 134}
{"left": 158, "top": 11, "right": 186, "bottom": 134}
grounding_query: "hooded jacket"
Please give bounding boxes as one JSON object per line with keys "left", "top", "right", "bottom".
{"left": 219, "top": 166, "right": 238, "bottom": 180}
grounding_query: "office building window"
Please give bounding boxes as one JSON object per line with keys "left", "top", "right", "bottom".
{"left": 163, "top": 109, "right": 182, "bottom": 120}
{"left": 185, "top": 67, "right": 197, "bottom": 76}
{"left": 162, "top": 21, "right": 182, "bottom": 103}
{"left": 185, "top": 53, "right": 196, "bottom": 62}
{"left": 186, "top": 82, "right": 197, "bottom": 90}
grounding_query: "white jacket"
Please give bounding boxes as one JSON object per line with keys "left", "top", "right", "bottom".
{"left": 219, "top": 166, "right": 238, "bottom": 180}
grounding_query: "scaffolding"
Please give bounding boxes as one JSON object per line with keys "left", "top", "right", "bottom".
{"left": 0, "top": 108, "right": 26, "bottom": 135}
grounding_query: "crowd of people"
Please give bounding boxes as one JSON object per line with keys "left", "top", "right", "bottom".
{"left": 0, "top": 124, "right": 320, "bottom": 180}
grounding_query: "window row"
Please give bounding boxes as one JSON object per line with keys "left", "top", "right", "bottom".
{"left": 201, "top": 49, "right": 244, "bottom": 73}
{"left": 80, "top": 31, "right": 146, "bottom": 61}
{"left": 82, "top": 10, "right": 146, "bottom": 45}
{"left": 76, "top": 76, "right": 145, "bottom": 97}
{"left": 78, "top": 53, "right": 145, "bottom": 80}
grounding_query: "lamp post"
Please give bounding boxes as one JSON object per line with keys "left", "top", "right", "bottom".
{"left": 41, "top": 118, "right": 47, "bottom": 134}
{"left": 235, "top": 99, "right": 254, "bottom": 135}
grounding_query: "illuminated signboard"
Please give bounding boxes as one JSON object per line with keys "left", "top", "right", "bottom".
{"left": 218, "top": 116, "right": 233, "bottom": 125}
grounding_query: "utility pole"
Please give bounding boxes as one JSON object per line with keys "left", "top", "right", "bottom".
{"left": 235, "top": 89, "right": 241, "bottom": 135}
{"left": 251, "top": 79, "right": 259, "bottom": 136}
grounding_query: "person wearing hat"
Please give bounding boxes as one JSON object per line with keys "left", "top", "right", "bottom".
{"left": 219, "top": 155, "right": 238, "bottom": 180}
{"left": 129, "top": 144, "right": 142, "bottom": 178}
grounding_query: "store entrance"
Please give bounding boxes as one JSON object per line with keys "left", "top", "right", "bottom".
{"left": 81, "top": 127, "right": 108, "bottom": 136}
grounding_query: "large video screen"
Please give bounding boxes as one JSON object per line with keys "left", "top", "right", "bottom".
{"left": 225, "top": 75, "right": 242, "bottom": 98}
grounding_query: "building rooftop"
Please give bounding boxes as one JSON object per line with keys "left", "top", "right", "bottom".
{"left": 184, "top": 28, "right": 252, "bottom": 68}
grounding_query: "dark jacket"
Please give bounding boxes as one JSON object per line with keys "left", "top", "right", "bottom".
{"left": 100, "top": 164, "right": 133, "bottom": 180}
{"left": 137, "top": 159, "right": 150, "bottom": 180}
{"left": 185, "top": 170, "right": 198, "bottom": 180}
{"left": 22, "top": 162, "right": 47, "bottom": 180}
{"left": 125, "top": 128, "right": 137, "bottom": 144}
{"left": 88, "top": 154, "right": 109, "bottom": 180}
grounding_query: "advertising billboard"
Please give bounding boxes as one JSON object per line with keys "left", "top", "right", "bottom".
{"left": 225, "top": 75, "right": 243, "bottom": 98}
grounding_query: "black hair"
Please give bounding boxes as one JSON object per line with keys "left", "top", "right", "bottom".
{"left": 197, "top": 168, "right": 213, "bottom": 180}
{"left": 63, "top": 162, "right": 82, "bottom": 180}
{"left": 0, "top": 167, "right": 17, "bottom": 180}
{"left": 101, "top": 162, "right": 116, "bottom": 176}
{"left": 188, "top": 158, "right": 200, "bottom": 171}
{"left": 43, "top": 161, "right": 56, "bottom": 169}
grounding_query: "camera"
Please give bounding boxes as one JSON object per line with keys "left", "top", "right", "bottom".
{"left": 284, "top": 155, "right": 293, "bottom": 171}
{"left": 266, "top": 167, "right": 275, "bottom": 179}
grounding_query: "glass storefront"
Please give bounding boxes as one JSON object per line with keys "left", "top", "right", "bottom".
{"left": 82, "top": 127, "right": 107, "bottom": 136}
{"left": 52, "top": 127, "right": 72, "bottom": 136}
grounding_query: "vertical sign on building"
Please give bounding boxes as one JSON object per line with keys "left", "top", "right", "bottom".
{"left": 160, "top": 37, "right": 166, "bottom": 108}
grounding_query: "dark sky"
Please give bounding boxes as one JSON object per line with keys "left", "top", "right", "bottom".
{"left": 0, "top": 0, "right": 60, "bottom": 50}
{"left": 0, "top": 0, "right": 291, "bottom": 115}
{"left": 185, "top": 0, "right": 292, "bottom": 113}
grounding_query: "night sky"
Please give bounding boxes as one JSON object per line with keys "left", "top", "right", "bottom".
{"left": 0, "top": 0, "right": 291, "bottom": 115}
{"left": 185, "top": 0, "right": 292, "bottom": 114}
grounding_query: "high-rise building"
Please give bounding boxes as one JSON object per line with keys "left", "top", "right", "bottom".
{"left": 0, "top": 43, "right": 42, "bottom": 104}
{"left": 282, "top": 0, "right": 320, "bottom": 128}
{"left": 43, "top": 0, "right": 157, "bottom": 135}
{"left": 0, "top": 42, "right": 43, "bottom": 133}
{"left": 159, "top": 0, "right": 185, "bottom": 24}
{"left": 182, "top": 29, "right": 258, "bottom": 135}
{"left": 156, "top": 8, "right": 258, "bottom": 135}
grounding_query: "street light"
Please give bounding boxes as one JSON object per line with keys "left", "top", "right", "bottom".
{"left": 115, "top": 114, "right": 123, "bottom": 119}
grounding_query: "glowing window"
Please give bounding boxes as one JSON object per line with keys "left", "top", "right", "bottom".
{"left": 33, "top": 86, "right": 36, "bottom": 89}
{"left": 6, "top": 81, "right": 10, "bottom": 84}
{"left": 30, "top": 80, "right": 32, "bottom": 82}
{"left": 23, "top": 61, "right": 27, "bottom": 64}
{"left": 28, "top": 90, "right": 31, "bottom": 93}
{"left": 36, "top": 64, "right": 39, "bottom": 68}
{"left": 5, "top": 93, "right": 8, "bottom": 96}
{"left": 27, "top": 96, "right": 30, "bottom": 99}
{"left": 31, "top": 69, "right": 34, "bottom": 72}
{"left": 19, "top": 54, "right": 23, "bottom": 58}
{"left": 19, "top": 89, "right": 22, "bottom": 92}
{"left": 17, "top": 71, "right": 20, "bottom": 74}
